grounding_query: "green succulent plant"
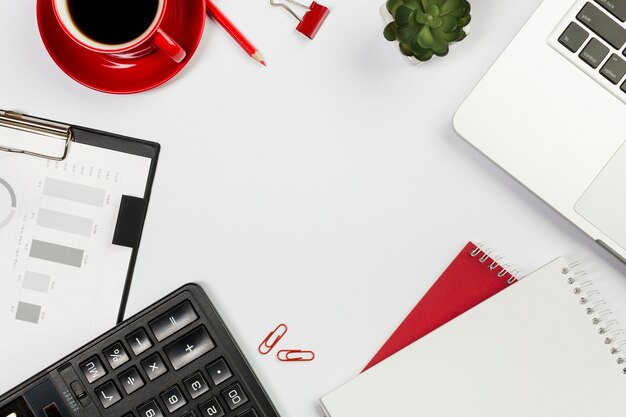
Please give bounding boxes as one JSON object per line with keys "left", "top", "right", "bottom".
{"left": 383, "top": 0, "right": 471, "bottom": 61}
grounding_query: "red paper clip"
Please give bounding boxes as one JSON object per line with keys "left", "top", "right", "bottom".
{"left": 277, "top": 349, "right": 316, "bottom": 362}
{"left": 259, "top": 323, "right": 288, "bottom": 355}
{"left": 270, "top": 0, "right": 330, "bottom": 40}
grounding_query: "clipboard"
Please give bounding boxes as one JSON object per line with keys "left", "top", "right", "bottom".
{"left": 0, "top": 109, "right": 159, "bottom": 392}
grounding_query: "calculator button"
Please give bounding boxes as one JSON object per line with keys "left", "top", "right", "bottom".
{"left": 118, "top": 367, "right": 145, "bottom": 394}
{"left": 160, "top": 386, "right": 187, "bottom": 414}
{"left": 237, "top": 408, "right": 258, "bottom": 417}
{"left": 199, "top": 397, "right": 225, "bottom": 417}
{"left": 183, "top": 372, "right": 210, "bottom": 399}
{"left": 79, "top": 356, "right": 107, "bottom": 384}
{"left": 181, "top": 412, "right": 196, "bottom": 417}
{"left": 103, "top": 342, "right": 130, "bottom": 369}
{"left": 206, "top": 359, "right": 232, "bottom": 386}
{"left": 221, "top": 384, "right": 248, "bottom": 411}
{"left": 95, "top": 381, "right": 122, "bottom": 408}
{"left": 150, "top": 301, "right": 199, "bottom": 342}
{"left": 164, "top": 326, "right": 216, "bottom": 370}
{"left": 127, "top": 329, "right": 153, "bottom": 356}
{"left": 138, "top": 400, "right": 164, "bottom": 417}
{"left": 122, "top": 413, "right": 134, "bottom": 417}
{"left": 141, "top": 353, "right": 168, "bottom": 381}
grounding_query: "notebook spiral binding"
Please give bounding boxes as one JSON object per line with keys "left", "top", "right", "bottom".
{"left": 469, "top": 244, "right": 519, "bottom": 285}
{"left": 564, "top": 262, "right": 626, "bottom": 374}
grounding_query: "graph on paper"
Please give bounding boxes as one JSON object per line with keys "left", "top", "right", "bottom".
{"left": 0, "top": 142, "right": 150, "bottom": 355}
{"left": 0, "top": 130, "right": 155, "bottom": 395}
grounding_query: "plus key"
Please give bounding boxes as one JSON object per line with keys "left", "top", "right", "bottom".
{"left": 164, "top": 327, "right": 215, "bottom": 370}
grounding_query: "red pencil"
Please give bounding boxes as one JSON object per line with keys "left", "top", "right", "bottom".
{"left": 205, "top": 0, "right": 266, "bottom": 66}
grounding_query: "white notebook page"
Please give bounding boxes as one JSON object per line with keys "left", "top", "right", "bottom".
{"left": 321, "top": 258, "right": 625, "bottom": 416}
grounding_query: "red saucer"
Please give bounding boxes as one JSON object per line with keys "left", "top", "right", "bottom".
{"left": 37, "top": 0, "right": 206, "bottom": 94}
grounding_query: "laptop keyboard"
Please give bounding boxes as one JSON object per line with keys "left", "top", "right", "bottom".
{"left": 549, "top": 0, "right": 626, "bottom": 103}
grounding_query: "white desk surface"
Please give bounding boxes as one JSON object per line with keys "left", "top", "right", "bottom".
{"left": 3, "top": 1, "right": 626, "bottom": 416}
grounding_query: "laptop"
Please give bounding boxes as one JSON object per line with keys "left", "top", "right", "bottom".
{"left": 454, "top": 0, "right": 626, "bottom": 264}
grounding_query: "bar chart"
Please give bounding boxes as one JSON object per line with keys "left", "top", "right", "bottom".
{"left": 0, "top": 140, "right": 152, "bottom": 393}
{"left": 36, "top": 208, "right": 94, "bottom": 237}
{"left": 3, "top": 156, "right": 123, "bottom": 327}
{"left": 43, "top": 177, "right": 106, "bottom": 207}
{"left": 22, "top": 271, "right": 51, "bottom": 294}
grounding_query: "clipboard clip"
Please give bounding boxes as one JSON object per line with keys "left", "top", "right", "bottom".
{"left": 270, "top": 0, "right": 329, "bottom": 39}
{"left": 0, "top": 110, "right": 73, "bottom": 161}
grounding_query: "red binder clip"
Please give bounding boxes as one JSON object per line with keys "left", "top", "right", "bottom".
{"left": 270, "top": 0, "right": 330, "bottom": 40}
{"left": 277, "top": 349, "right": 316, "bottom": 362}
{"left": 259, "top": 323, "right": 288, "bottom": 355}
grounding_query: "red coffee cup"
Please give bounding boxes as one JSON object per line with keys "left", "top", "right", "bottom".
{"left": 52, "top": 0, "right": 186, "bottom": 63}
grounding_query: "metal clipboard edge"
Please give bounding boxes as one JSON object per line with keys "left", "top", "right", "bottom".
{"left": 0, "top": 110, "right": 73, "bottom": 161}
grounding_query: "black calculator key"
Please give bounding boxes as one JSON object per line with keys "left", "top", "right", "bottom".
{"left": 138, "top": 400, "right": 164, "bottom": 417}
{"left": 164, "top": 326, "right": 216, "bottom": 370}
{"left": 127, "top": 329, "right": 153, "bottom": 356}
{"left": 206, "top": 359, "right": 232, "bottom": 386}
{"left": 150, "top": 301, "right": 199, "bottom": 342}
{"left": 141, "top": 353, "right": 168, "bottom": 381}
{"left": 183, "top": 372, "right": 210, "bottom": 399}
{"left": 199, "top": 397, "right": 225, "bottom": 417}
{"left": 181, "top": 412, "right": 196, "bottom": 417}
{"left": 79, "top": 356, "right": 107, "bottom": 384}
{"left": 103, "top": 342, "right": 130, "bottom": 369}
{"left": 238, "top": 408, "right": 258, "bottom": 417}
{"left": 119, "top": 367, "right": 145, "bottom": 394}
{"left": 95, "top": 381, "right": 122, "bottom": 408}
{"left": 160, "top": 386, "right": 187, "bottom": 413}
{"left": 122, "top": 413, "right": 134, "bottom": 417}
{"left": 222, "top": 384, "right": 248, "bottom": 411}
{"left": 559, "top": 22, "right": 589, "bottom": 52}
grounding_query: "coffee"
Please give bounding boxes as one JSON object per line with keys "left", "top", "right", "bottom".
{"left": 67, "top": 0, "right": 159, "bottom": 45}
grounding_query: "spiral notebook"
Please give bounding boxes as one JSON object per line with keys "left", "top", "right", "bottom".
{"left": 363, "top": 242, "right": 518, "bottom": 371}
{"left": 321, "top": 258, "right": 626, "bottom": 416}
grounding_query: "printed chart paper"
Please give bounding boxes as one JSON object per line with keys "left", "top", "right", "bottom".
{"left": 0, "top": 142, "right": 151, "bottom": 392}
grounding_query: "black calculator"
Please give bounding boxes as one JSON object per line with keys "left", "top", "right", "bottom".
{"left": 0, "top": 284, "right": 280, "bottom": 417}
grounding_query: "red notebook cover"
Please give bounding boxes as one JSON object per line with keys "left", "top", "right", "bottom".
{"left": 363, "top": 242, "right": 518, "bottom": 371}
